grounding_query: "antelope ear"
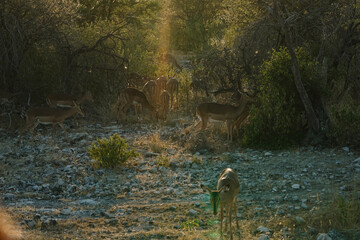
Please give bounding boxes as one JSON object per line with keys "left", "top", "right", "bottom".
{"left": 200, "top": 184, "right": 211, "bottom": 193}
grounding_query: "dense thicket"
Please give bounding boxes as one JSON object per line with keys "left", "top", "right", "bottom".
{"left": 1, "top": 0, "right": 359, "bottom": 147}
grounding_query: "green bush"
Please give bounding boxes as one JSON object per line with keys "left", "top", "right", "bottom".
{"left": 88, "top": 133, "right": 138, "bottom": 168}
{"left": 243, "top": 47, "right": 321, "bottom": 149}
{"left": 328, "top": 102, "right": 360, "bottom": 145}
{"left": 181, "top": 219, "right": 199, "bottom": 231}
{"left": 155, "top": 155, "right": 170, "bottom": 167}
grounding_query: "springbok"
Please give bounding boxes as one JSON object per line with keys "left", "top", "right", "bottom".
{"left": 201, "top": 168, "right": 240, "bottom": 239}
{"left": 18, "top": 102, "right": 84, "bottom": 143}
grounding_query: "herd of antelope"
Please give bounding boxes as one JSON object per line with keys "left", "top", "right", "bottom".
{"left": 11, "top": 76, "right": 248, "bottom": 237}
{"left": 15, "top": 72, "right": 253, "bottom": 144}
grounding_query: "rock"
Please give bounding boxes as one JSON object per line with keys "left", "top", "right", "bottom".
{"left": 105, "top": 218, "right": 118, "bottom": 225}
{"left": 295, "top": 216, "right": 305, "bottom": 224}
{"left": 317, "top": 233, "right": 332, "bottom": 240}
{"left": 257, "top": 226, "right": 270, "bottom": 233}
{"left": 342, "top": 147, "right": 349, "bottom": 152}
{"left": 61, "top": 208, "right": 71, "bottom": 215}
{"left": 41, "top": 218, "right": 57, "bottom": 230}
{"left": 301, "top": 203, "right": 308, "bottom": 209}
{"left": 328, "top": 229, "right": 345, "bottom": 240}
{"left": 258, "top": 235, "right": 270, "bottom": 240}
{"left": 276, "top": 209, "right": 285, "bottom": 216}
{"left": 292, "top": 184, "right": 300, "bottom": 190}
{"left": 24, "top": 219, "right": 38, "bottom": 229}
{"left": 353, "top": 157, "right": 360, "bottom": 164}
{"left": 188, "top": 209, "right": 197, "bottom": 216}
{"left": 3, "top": 193, "right": 14, "bottom": 200}
{"left": 264, "top": 152, "right": 272, "bottom": 157}
{"left": 74, "top": 199, "right": 99, "bottom": 206}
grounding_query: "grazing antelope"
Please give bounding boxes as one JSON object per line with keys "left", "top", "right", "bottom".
{"left": 155, "top": 76, "right": 167, "bottom": 105}
{"left": 142, "top": 80, "right": 157, "bottom": 107}
{"left": 159, "top": 90, "right": 170, "bottom": 120}
{"left": 195, "top": 93, "right": 253, "bottom": 141}
{"left": 18, "top": 102, "right": 84, "bottom": 143}
{"left": 117, "top": 88, "right": 157, "bottom": 121}
{"left": 201, "top": 168, "right": 240, "bottom": 240}
{"left": 166, "top": 77, "right": 179, "bottom": 109}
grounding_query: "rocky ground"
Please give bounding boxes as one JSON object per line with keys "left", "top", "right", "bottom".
{"left": 0, "top": 119, "right": 359, "bottom": 240}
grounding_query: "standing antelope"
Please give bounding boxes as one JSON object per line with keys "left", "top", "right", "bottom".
{"left": 18, "top": 102, "right": 84, "bottom": 143}
{"left": 166, "top": 77, "right": 179, "bottom": 109}
{"left": 201, "top": 168, "right": 240, "bottom": 240}
{"left": 46, "top": 90, "right": 93, "bottom": 125}
{"left": 195, "top": 93, "right": 253, "bottom": 141}
{"left": 159, "top": 90, "right": 170, "bottom": 120}
{"left": 46, "top": 90, "right": 93, "bottom": 108}
{"left": 158, "top": 53, "right": 183, "bottom": 71}
{"left": 117, "top": 88, "right": 157, "bottom": 121}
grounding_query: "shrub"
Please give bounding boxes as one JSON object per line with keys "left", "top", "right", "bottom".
{"left": 327, "top": 101, "right": 360, "bottom": 145}
{"left": 155, "top": 155, "right": 170, "bottom": 167}
{"left": 243, "top": 47, "right": 321, "bottom": 149}
{"left": 88, "top": 133, "right": 138, "bottom": 168}
{"left": 181, "top": 219, "right": 199, "bottom": 231}
{"left": 309, "top": 192, "right": 360, "bottom": 238}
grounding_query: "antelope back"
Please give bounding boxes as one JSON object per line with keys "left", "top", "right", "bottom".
{"left": 217, "top": 168, "right": 240, "bottom": 203}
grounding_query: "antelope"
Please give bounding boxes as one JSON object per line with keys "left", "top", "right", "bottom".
{"left": 201, "top": 168, "right": 240, "bottom": 240}
{"left": 158, "top": 53, "right": 183, "bottom": 71}
{"left": 195, "top": 92, "right": 253, "bottom": 141}
{"left": 159, "top": 90, "right": 170, "bottom": 120}
{"left": 46, "top": 90, "right": 93, "bottom": 125}
{"left": 142, "top": 80, "right": 157, "bottom": 106}
{"left": 18, "top": 102, "right": 84, "bottom": 143}
{"left": 156, "top": 76, "right": 167, "bottom": 104}
{"left": 232, "top": 106, "right": 250, "bottom": 137}
{"left": 166, "top": 77, "right": 179, "bottom": 108}
{"left": 117, "top": 88, "right": 157, "bottom": 121}
{"left": 46, "top": 90, "right": 93, "bottom": 108}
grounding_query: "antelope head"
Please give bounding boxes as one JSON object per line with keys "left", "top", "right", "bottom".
{"left": 201, "top": 184, "right": 225, "bottom": 215}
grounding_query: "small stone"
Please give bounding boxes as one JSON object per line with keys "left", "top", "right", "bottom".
{"left": 292, "top": 184, "right": 300, "bottom": 190}
{"left": 264, "top": 152, "right": 272, "bottom": 157}
{"left": 342, "top": 147, "right": 349, "bottom": 152}
{"left": 105, "top": 218, "right": 118, "bottom": 225}
{"left": 317, "top": 233, "right": 332, "bottom": 240}
{"left": 295, "top": 216, "right": 305, "bottom": 223}
{"left": 61, "top": 208, "right": 71, "bottom": 215}
{"left": 257, "top": 235, "right": 270, "bottom": 240}
{"left": 301, "top": 202, "right": 308, "bottom": 209}
{"left": 276, "top": 209, "right": 285, "bottom": 216}
{"left": 257, "top": 225, "right": 270, "bottom": 233}
{"left": 188, "top": 209, "right": 197, "bottom": 216}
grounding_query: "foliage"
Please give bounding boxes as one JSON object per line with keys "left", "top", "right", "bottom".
{"left": 181, "top": 219, "right": 199, "bottom": 231}
{"left": 88, "top": 133, "right": 138, "bottom": 168}
{"left": 327, "top": 102, "right": 360, "bottom": 146}
{"left": 309, "top": 190, "right": 360, "bottom": 238}
{"left": 169, "top": 0, "right": 225, "bottom": 52}
{"left": 156, "top": 155, "right": 170, "bottom": 168}
{"left": 191, "top": 156, "right": 203, "bottom": 165}
{"left": 243, "top": 47, "right": 320, "bottom": 148}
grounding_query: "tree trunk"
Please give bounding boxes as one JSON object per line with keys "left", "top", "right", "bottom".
{"left": 282, "top": 25, "right": 320, "bottom": 134}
